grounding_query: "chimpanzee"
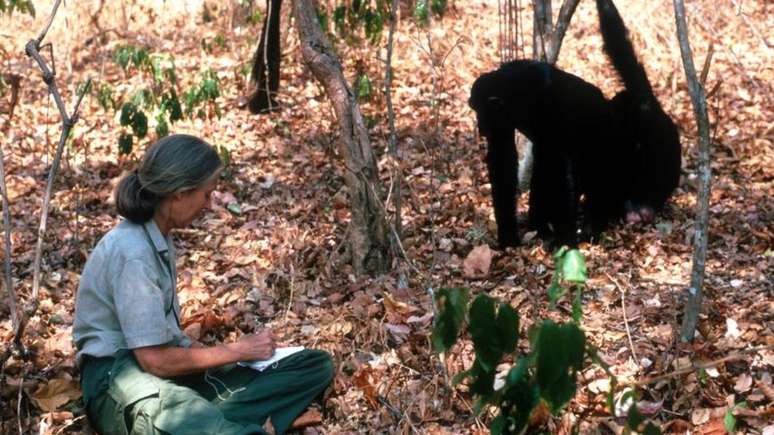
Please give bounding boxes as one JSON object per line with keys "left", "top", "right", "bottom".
{"left": 470, "top": 61, "right": 630, "bottom": 247}
{"left": 597, "top": 0, "right": 681, "bottom": 225}
{"left": 469, "top": 0, "right": 681, "bottom": 248}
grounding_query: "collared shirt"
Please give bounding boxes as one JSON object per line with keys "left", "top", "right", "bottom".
{"left": 73, "top": 219, "right": 191, "bottom": 367}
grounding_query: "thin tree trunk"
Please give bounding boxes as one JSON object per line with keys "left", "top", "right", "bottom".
{"left": 293, "top": 0, "right": 391, "bottom": 276}
{"left": 673, "top": 0, "right": 712, "bottom": 342}
{"left": 248, "top": 0, "right": 282, "bottom": 114}
{"left": 385, "top": 0, "right": 401, "bottom": 238}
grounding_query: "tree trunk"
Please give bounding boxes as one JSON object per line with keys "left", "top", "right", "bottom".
{"left": 293, "top": 0, "right": 391, "bottom": 276}
{"left": 673, "top": 0, "right": 712, "bottom": 342}
{"left": 248, "top": 0, "right": 282, "bottom": 114}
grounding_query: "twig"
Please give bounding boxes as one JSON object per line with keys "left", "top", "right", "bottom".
{"left": 606, "top": 273, "right": 639, "bottom": 365}
{"left": 633, "top": 344, "right": 774, "bottom": 387}
{"left": 384, "top": 0, "right": 401, "bottom": 238}
{"left": 0, "top": 145, "right": 17, "bottom": 330}
{"left": 284, "top": 262, "right": 295, "bottom": 322}
{"left": 1, "top": 0, "right": 90, "bottom": 367}
{"left": 16, "top": 367, "right": 24, "bottom": 434}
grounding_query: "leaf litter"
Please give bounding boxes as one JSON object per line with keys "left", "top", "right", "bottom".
{"left": 0, "top": 0, "right": 772, "bottom": 433}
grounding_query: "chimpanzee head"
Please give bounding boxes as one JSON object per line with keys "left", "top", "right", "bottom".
{"left": 469, "top": 71, "right": 508, "bottom": 140}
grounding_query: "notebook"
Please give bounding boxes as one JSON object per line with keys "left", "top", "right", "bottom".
{"left": 237, "top": 346, "right": 306, "bottom": 371}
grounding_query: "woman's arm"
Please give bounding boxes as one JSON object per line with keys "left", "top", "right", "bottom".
{"left": 133, "top": 329, "right": 275, "bottom": 377}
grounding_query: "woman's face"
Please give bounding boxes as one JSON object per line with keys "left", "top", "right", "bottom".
{"left": 168, "top": 178, "right": 217, "bottom": 229}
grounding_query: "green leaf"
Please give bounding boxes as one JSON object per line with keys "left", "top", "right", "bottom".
{"left": 155, "top": 115, "right": 169, "bottom": 138}
{"left": 723, "top": 406, "right": 736, "bottom": 433}
{"left": 561, "top": 249, "right": 587, "bottom": 284}
{"left": 431, "top": 287, "right": 468, "bottom": 352}
{"left": 131, "top": 110, "right": 148, "bottom": 138}
{"left": 572, "top": 289, "right": 583, "bottom": 323}
{"left": 431, "top": 0, "right": 447, "bottom": 16}
{"left": 643, "top": 422, "right": 661, "bottom": 435}
{"left": 489, "top": 415, "right": 506, "bottom": 435}
{"left": 469, "top": 294, "right": 502, "bottom": 372}
{"left": 535, "top": 321, "right": 586, "bottom": 412}
{"left": 495, "top": 302, "right": 519, "bottom": 355}
{"left": 227, "top": 202, "right": 242, "bottom": 215}
{"left": 114, "top": 46, "right": 133, "bottom": 71}
{"left": 627, "top": 401, "right": 645, "bottom": 430}
{"left": 363, "top": 8, "right": 384, "bottom": 43}
{"left": 118, "top": 133, "right": 133, "bottom": 155}
{"left": 119, "top": 102, "right": 136, "bottom": 126}
{"left": 468, "top": 359, "right": 495, "bottom": 399}
{"left": 354, "top": 73, "right": 372, "bottom": 101}
{"left": 315, "top": 9, "right": 329, "bottom": 33}
{"left": 547, "top": 278, "right": 564, "bottom": 308}
{"left": 164, "top": 90, "right": 183, "bottom": 122}
{"left": 502, "top": 358, "right": 539, "bottom": 431}
{"left": 414, "top": 0, "right": 429, "bottom": 26}
{"left": 333, "top": 6, "right": 347, "bottom": 34}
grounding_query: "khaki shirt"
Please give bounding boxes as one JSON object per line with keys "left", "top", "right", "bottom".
{"left": 73, "top": 219, "right": 190, "bottom": 367}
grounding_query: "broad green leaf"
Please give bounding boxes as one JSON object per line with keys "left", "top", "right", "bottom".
{"left": 502, "top": 358, "right": 539, "bottom": 432}
{"left": 333, "top": 6, "right": 347, "bottom": 34}
{"left": 118, "top": 133, "right": 133, "bottom": 155}
{"left": 495, "top": 302, "right": 519, "bottom": 355}
{"left": 469, "top": 294, "right": 502, "bottom": 372}
{"left": 643, "top": 422, "right": 661, "bottom": 435}
{"left": 627, "top": 402, "right": 645, "bottom": 430}
{"left": 561, "top": 249, "right": 587, "bottom": 284}
{"left": 723, "top": 406, "right": 736, "bottom": 433}
{"left": 155, "top": 115, "right": 169, "bottom": 138}
{"left": 468, "top": 360, "right": 495, "bottom": 399}
{"left": 131, "top": 110, "right": 148, "bottom": 138}
{"left": 119, "top": 102, "right": 136, "bottom": 126}
{"left": 431, "top": 287, "right": 468, "bottom": 352}
{"left": 354, "top": 73, "right": 372, "bottom": 101}
{"left": 414, "top": 0, "right": 429, "bottom": 25}
{"left": 431, "top": 0, "right": 447, "bottom": 16}
{"left": 165, "top": 90, "right": 183, "bottom": 122}
{"left": 489, "top": 415, "right": 506, "bottom": 435}
{"left": 535, "top": 321, "right": 585, "bottom": 412}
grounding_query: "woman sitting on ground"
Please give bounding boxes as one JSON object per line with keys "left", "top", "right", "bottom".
{"left": 73, "top": 134, "right": 334, "bottom": 435}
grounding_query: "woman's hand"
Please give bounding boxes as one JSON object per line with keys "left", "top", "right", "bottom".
{"left": 228, "top": 329, "right": 276, "bottom": 361}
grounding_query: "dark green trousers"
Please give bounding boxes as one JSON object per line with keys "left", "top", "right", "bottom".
{"left": 80, "top": 349, "right": 334, "bottom": 435}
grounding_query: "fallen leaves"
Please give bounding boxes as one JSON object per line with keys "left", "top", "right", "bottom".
{"left": 31, "top": 375, "right": 81, "bottom": 412}
{"left": 462, "top": 245, "right": 493, "bottom": 278}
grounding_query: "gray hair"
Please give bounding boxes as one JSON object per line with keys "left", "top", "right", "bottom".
{"left": 115, "top": 134, "right": 222, "bottom": 223}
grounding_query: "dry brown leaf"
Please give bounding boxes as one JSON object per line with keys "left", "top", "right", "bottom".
{"left": 463, "top": 245, "right": 493, "bottom": 278}
{"left": 31, "top": 376, "right": 82, "bottom": 412}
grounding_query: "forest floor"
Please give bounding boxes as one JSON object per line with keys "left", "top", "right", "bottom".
{"left": 0, "top": 0, "right": 772, "bottom": 433}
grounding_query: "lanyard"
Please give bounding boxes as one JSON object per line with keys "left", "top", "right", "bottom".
{"left": 141, "top": 224, "right": 181, "bottom": 328}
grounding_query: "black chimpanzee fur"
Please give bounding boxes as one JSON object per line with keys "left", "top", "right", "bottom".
{"left": 597, "top": 0, "right": 681, "bottom": 223}
{"left": 468, "top": 0, "right": 681, "bottom": 248}
{"left": 470, "top": 61, "right": 630, "bottom": 247}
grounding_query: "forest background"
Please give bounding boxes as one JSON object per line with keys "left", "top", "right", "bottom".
{"left": 0, "top": 0, "right": 772, "bottom": 433}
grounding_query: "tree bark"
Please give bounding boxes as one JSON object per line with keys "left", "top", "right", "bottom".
{"left": 673, "top": 0, "right": 712, "bottom": 342}
{"left": 248, "top": 0, "right": 282, "bottom": 114}
{"left": 293, "top": 0, "right": 391, "bottom": 276}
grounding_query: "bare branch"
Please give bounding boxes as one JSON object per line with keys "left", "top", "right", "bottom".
{"left": 0, "top": 146, "right": 17, "bottom": 330}
{"left": 672, "top": 0, "right": 713, "bottom": 342}
{"left": 2, "top": 0, "right": 89, "bottom": 367}
{"left": 547, "top": 0, "right": 581, "bottom": 65}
